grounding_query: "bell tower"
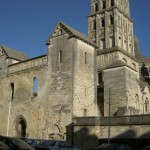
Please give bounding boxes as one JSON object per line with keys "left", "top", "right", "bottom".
{"left": 88, "top": 0, "right": 134, "bottom": 56}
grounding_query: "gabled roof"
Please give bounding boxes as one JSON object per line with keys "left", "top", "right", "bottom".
{"left": 135, "top": 50, "right": 150, "bottom": 64}
{"left": 46, "top": 21, "right": 98, "bottom": 48}
{"left": 0, "top": 45, "right": 29, "bottom": 61}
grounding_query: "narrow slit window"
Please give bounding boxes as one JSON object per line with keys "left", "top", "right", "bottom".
{"left": 101, "top": 17, "right": 105, "bottom": 27}
{"left": 85, "top": 52, "right": 87, "bottom": 64}
{"left": 102, "top": 1, "right": 106, "bottom": 9}
{"left": 110, "top": 15, "right": 114, "bottom": 25}
{"left": 33, "top": 77, "right": 38, "bottom": 96}
{"left": 93, "top": 20, "right": 96, "bottom": 30}
{"left": 95, "top": 3, "right": 99, "bottom": 12}
{"left": 10, "top": 83, "right": 14, "bottom": 101}
{"left": 111, "top": 0, "right": 114, "bottom": 6}
{"left": 59, "top": 50, "right": 62, "bottom": 63}
{"left": 98, "top": 72, "right": 103, "bottom": 84}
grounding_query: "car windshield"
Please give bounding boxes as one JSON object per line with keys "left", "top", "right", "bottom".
{"left": 10, "top": 138, "right": 34, "bottom": 149}
{"left": 41, "top": 140, "right": 56, "bottom": 146}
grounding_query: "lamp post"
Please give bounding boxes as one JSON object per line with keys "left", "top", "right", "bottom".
{"left": 7, "top": 92, "right": 12, "bottom": 136}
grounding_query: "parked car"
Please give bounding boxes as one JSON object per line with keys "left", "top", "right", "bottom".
{"left": 35, "top": 140, "right": 80, "bottom": 150}
{"left": 0, "top": 140, "right": 11, "bottom": 150}
{"left": 89, "top": 143, "right": 132, "bottom": 150}
{"left": 22, "top": 138, "right": 43, "bottom": 148}
{"left": 0, "top": 135, "right": 35, "bottom": 150}
{"left": 142, "top": 146, "right": 150, "bottom": 150}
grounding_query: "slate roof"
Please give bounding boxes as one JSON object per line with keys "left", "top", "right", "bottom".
{"left": 46, "top": 21, "right": 98, "bottom": 48}
{"left": 0, "top": 45, "right": 29, "bottom": 61}
{"left": 135, "top": 50, "right": 150, "bottom": 64}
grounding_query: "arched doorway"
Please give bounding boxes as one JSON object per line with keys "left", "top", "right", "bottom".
{"left": 16, "top": 116, "right": 27, "bottom": 137}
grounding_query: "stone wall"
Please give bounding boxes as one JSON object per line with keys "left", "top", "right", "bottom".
{"left": 73, "top": 115, "right": 150, "bottom": 149}
{"left": 73, "top": 40, "right": 97, "bottom": 117}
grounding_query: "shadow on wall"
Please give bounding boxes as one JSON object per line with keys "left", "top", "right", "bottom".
{"left": 66, "top": 124, "right": 98, "bottom": 150}
{"left": 99, "top": 129, "right": 150, "bottom": 150}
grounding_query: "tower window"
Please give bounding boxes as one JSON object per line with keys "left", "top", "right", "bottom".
{"left": 33, "top": 77, "right": 38, "bottom": 96}
{"left": 59, "top": 50, "right": 62, "bottom": 63}
{"left": 98, "top": 72, "right": 103, "bottom": 84}
{"left": 110, "top": 15, "right": 114, "bottom": 25}
{"left": 95, "top": 3, "right": 99, "bottom": 12}
{"left": 111, "top": 0, "right": 114, "bottom": 6}
{"left": 92, "top": 20, "right": 96, "bottom": 30}
{"left": 101, "top": 17, "right": 105, "bottom": 27}
{"left": 10, "top": 83, "right": 14, "bottom": 101}
{"left": 102, "top": 1, "right": 106, "bottom": 9}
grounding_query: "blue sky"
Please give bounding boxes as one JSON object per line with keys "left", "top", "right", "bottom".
{"left": 0, "top": 0, "right": 150, "bottom": 58}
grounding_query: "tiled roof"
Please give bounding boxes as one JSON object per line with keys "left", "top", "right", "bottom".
{"left": 135, "top": 50, "right": 150, "bottom": 64}
{"left": 0, "top": 45, "right": 29, "bottom": 61}
{"left": 46, "top": 21, "right": 98, "bottom": 48}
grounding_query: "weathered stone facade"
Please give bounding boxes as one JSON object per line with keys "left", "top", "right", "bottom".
{"left": 1, "top": 0, "right": 150, "bottom": 150}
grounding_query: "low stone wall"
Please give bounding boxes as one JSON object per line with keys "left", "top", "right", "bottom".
{"left": 73, "top": 115, "right": 150, "bottom": 150}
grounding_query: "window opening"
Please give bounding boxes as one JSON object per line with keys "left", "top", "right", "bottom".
{"left": 111, "top": 0, "right": 114, "bottom": 6}
{"left": 102, "top": 1, "right": 106, "bottom": 9}
{"left": 10, "top": 83, "right": 14, "bottom": 101}
{"left": 33, "top": 77, "right": 38, "bottom": 96}
{"left": 95, "top": 3, "right": 99, "bottom": 12}
{"left": 93, "top": 20, "right": 96, "bottom": 30}
{"left": 110, "top": 15, "right": 114, "bottom": 25}
{"left": 59, "top": 50, "right": 62, "bottom": 63}
{"left": 101, "top": 39, "right": 105, "bottom": 49}
{"left": 98, "top": 72, "right": 103, "bottom": 84}
{"left": 101, "top": 17, "right": 105, "bottom": 27}
{"left": 85, "top": 52, "right": 87, "bottom": 64}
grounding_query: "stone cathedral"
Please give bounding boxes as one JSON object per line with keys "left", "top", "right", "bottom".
{"left": 1, "top": 0, "right": 150, "bottom": 149}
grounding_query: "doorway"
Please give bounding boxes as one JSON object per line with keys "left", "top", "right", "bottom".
{"left": 16, "top": 117, "right": 26, "bottom": 137}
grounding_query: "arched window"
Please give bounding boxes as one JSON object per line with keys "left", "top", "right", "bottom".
{"left": 10, "top": 83, "right": 14, "bottom": 101}
{"left": 33, "top": 77, "right": 38, "bottom": 96}
{"left": 59, "top": 50, "right": 62, "bottom": 63}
